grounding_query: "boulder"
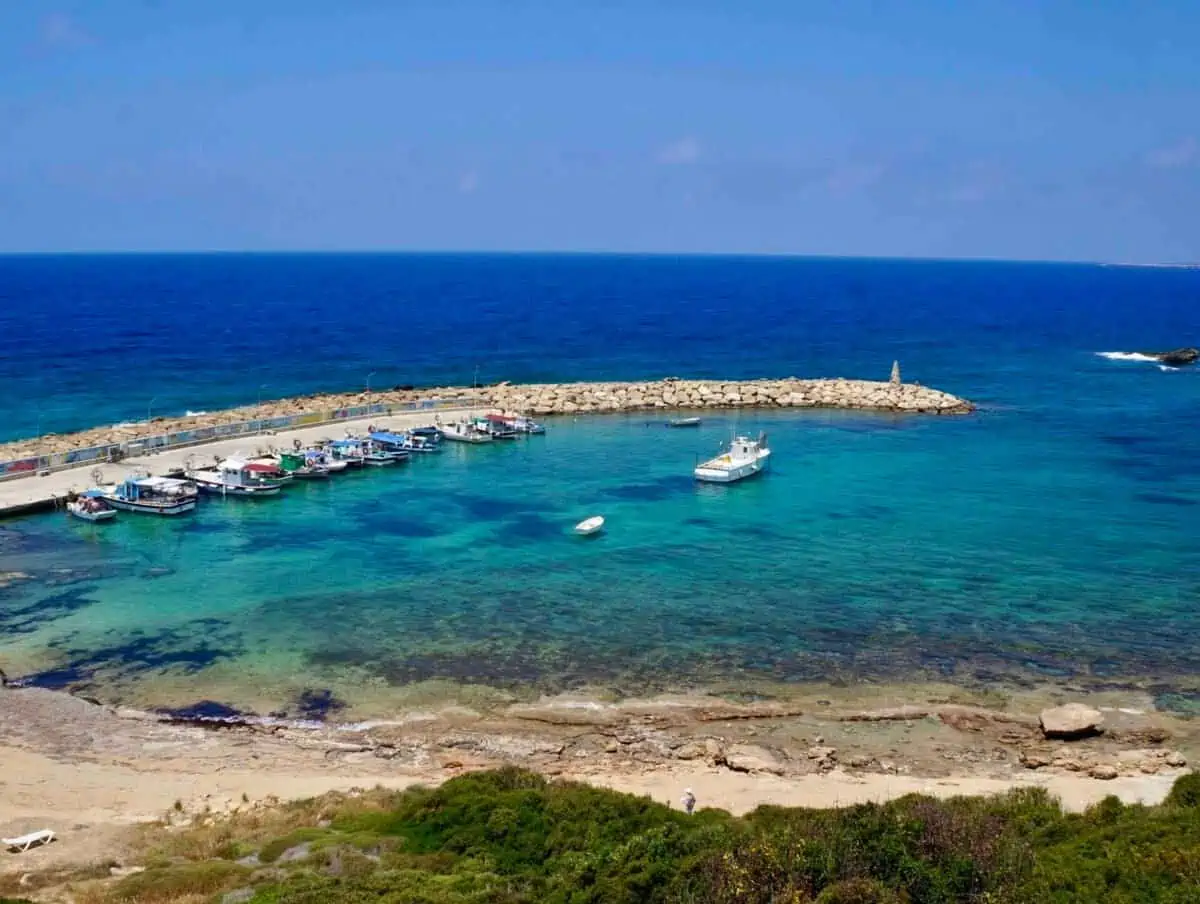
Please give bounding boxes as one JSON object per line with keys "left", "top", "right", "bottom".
{"left": 1040, "top": 703, "right": 1104, "bottom": 740}
{"left": 1089, "top": 763, "right": 1119, "bottom": 780}
{"left": 723, "top": 743, "right": 785, "bottom": 775}
{"left": 704, "top": 738, "right": 725, "bottom": 765}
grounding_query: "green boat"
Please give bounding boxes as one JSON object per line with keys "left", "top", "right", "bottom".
{"left": 279, "top": 450, "right": 331, "bottom": 480}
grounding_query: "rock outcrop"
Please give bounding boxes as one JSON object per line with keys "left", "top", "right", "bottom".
{"left": 1039, "top": 703, "right": 1104, "bottom": 740}
{"left": 1143, "top": 347, "right": 1199, "bottom": 367}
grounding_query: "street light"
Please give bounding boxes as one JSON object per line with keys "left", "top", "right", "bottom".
{"left": 147, "top": 396, "right": 158, "bottom": 424}
{"left": 366, "top": 371, "right": 377, "bottom": 410}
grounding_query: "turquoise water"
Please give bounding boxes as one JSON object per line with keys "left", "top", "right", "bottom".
{"left": 3, "top": 405, "right": 1198, "bottom": 717}
{"left": 1, "top": 255, "right": 1198, "bottom": 718}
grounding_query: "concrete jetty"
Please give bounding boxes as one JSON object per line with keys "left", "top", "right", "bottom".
{"left": 0, "top": 406, "right": 484, "bottom": 519}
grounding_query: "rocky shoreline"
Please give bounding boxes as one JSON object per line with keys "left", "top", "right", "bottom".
{"left": 1, "top": 679, "right": 1189, "bottom": 795}
{"left": 0, "top": 373, "right": 973, "bottom": 462}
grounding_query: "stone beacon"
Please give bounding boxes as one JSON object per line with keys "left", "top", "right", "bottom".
{"left": 890, "top": 360, "right": 901, "bottom": 386}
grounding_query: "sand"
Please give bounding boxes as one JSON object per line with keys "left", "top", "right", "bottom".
{"left": 0, "top": 684, "right": 1189, "bottom": 878}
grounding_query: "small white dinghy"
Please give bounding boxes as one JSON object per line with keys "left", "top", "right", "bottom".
{"left": 68, "top": 495, "right": 117, "bottom": 523}
{"left": 574, "top": 515, "right": 605, "bottom": 536}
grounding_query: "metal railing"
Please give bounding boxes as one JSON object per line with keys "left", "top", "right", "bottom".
{"left": 0, "top": 397, "right": 477, "bottom": 481}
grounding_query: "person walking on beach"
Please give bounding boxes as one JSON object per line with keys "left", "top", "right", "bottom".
{"left": 681, "top": 788, "right": 696, "bottom": 815}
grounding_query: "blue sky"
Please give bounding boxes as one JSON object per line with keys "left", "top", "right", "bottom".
{"left": 2, "top": 2, "right": 1198, "bottom": 261}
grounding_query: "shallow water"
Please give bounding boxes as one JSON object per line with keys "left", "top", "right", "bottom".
{"left": 2, "top": 406, "right": 1199, "bottom": 717}
{"left": 1, "top": 255, "right": 1198, "bottom": 717}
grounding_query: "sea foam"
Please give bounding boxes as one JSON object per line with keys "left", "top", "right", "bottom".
{"left": 1096, "top": 351, "right": 1158, "bottom": 363}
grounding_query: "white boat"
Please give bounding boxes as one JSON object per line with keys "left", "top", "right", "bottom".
{"left": 93, "top": 475, "right": 198, "bottom": 515}
{"left": 188, "top": 457, "right": 283, "bottom": 497}
{"left": 693, "top": 433, "right": 771, "bottom": 483}
{"left": 67, "top": 495, "right": 117, "bottom": 522}
{"left": 574, "top": 515, "right": 605, "bottom": 536}
{"left": 474, "top": 416, "right": 518, "bottom": 440}
{"left": 326, "top": 439, "right": 366, "bottom": 467}
{"left": 439, "top": 420, "right": 494, "bottom": 444}
{"left": 365, "top": 431, "right": 413, "bottom": 462}
{"left": 401, "top": 433, "right": 441, "bottom": 453}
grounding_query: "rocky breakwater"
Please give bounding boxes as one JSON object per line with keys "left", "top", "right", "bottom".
{"left": 0, "top": 375, "right": 971, "bottom": 464}
{"left": 489, "top": 377, "right": 975, "bottom": 417}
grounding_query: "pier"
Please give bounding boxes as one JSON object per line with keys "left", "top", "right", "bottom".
{"left": 0, "top": 406, "right": 483, "bottom": 519}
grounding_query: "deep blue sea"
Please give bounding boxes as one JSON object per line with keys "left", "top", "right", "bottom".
{"left": 1, "top": 254, "right": 1198, "bottom": 719}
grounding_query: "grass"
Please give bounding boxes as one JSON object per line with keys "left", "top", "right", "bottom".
{"left": 33, "top": 768, "right": 1200, "bottom": 903}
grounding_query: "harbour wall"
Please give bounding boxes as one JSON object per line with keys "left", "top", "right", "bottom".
{"left": 0, "top": 377, "right": 973, "bottom": 481}
{"left": 487, "top": 377, "right": 974, "bottom": 417}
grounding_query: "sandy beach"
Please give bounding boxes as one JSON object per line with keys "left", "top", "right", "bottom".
{"left": 1, "top": 680, "right": 1192, "bottom": 879}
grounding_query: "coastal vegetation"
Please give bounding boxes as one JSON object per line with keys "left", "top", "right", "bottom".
{"left": 13, "top": 768, "right": 1200, "bottom": 903}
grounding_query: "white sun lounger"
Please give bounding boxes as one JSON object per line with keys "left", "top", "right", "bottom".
{"left": 3, "top": 829, "right": 55, "bottom": 852}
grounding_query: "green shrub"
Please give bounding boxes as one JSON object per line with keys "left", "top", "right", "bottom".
{"left": 105, "top": 859, "right": 248, "bottom": 903}
{"left": 69, "top": 768, "right": 1200, "bottom": 904}
{"left": 1166, "top": 772, "right": 1200, "bottom": 809}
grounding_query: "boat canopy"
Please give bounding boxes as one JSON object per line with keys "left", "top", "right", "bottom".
{"left": 244, "top": 462, "right": 279, "bottom": 474}
{"left": 368, "top": 431, "right": 407, "bottom": 444}
{"left": 329, "top": 439, "right": 361, "bottom": 448}
{"left": 82, "top": 488, "right": 106, "bottom": 497}
{"left": 135, "top": 476, "right": 187, "bottom": 489}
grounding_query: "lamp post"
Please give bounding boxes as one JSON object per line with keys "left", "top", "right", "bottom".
{"left": 366, "top": 370, "right": 377, "bottom": 411}
{"left": 257, "top": 384, "right": 270, "bottom": 434}
{"left": 147, "top": 396, "right": 158, "bottom": 424}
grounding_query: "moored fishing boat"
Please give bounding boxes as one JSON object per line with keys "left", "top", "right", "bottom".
{"left": 307, "top": 448, "right": 348, "bottom": 473}
{"left": 366, "top": 431, "right": 415, "bottom": 462}
{"left": 277, "top": 450, "right": 331, "bottom": 480}
{"left": 67, "top": 493, "right": 117, "bottom": 522}
{"left": 693, "top": 433, "right": 771, "bottom": 483}
{"left": 666, "top": 417, "right": 702, "bottom": 428}
{"left": 245, "top": 460, "right": 295, "bottom": 484}
{"left": 486, "top": 413, "right": 545, "bottom": 436}
{"left": 511, "top": 414, "right": 546, "bottom": 435}
{"left": 91, "top": 474, "right": 198, "bottom": 515}
{"left": 340, "top": 437, "right": 396, "bottom": 465}
{"left": 472, "top": 416, "right": 517, "bottom": 440}
{"left": 401, "top": 432, "right": 440, "bottom": 453}
{"left": 326, "top": 439, "right": 366, "bottom": 468}
{"left": 188, "top": 458, "right": 283, "bottom": 497}
{"left": 438, "top": 420, "right": 494, "bottom": 444}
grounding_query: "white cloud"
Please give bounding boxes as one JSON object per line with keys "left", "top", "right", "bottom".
{"left": 458, "top": 170, "right": 480, "bottom": 194}
{"left": 1145, "top": 138, "right": 1197, "bottom": 170}
{"left": 657, "top": 137, "right": 701, "bottom": 165}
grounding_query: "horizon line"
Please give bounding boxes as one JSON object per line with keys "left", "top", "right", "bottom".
{"left": 0, "top": 248, "right": 1169, "bottom": 267}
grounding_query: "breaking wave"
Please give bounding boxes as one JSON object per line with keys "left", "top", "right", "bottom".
{"left": 1096, "top": 351, "right": 1158, "bottom": 363}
